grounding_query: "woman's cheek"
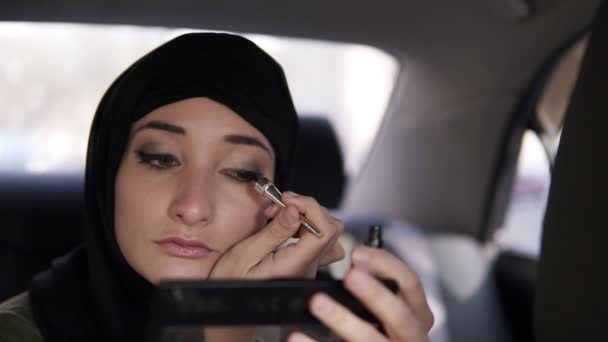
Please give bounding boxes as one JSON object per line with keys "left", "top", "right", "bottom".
{"left": 114, "top": 162, "right": 165, "bottom": 272}
{"left": 114, "top": 185, "right": 145, "bottom": 264}
{"left": 222, "top": 203, "right": 268, "bottom": 249}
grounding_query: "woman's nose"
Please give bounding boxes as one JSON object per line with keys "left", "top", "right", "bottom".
{"left": 168, "top": 172, "right": 215, "bottom": 227}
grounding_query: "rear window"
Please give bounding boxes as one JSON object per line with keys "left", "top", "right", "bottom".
{"left": 0, "top": 22, "right": 399, "bottom": 177}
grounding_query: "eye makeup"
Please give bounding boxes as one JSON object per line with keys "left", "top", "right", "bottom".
{"left": 232, "top": 169, "right": 263, "bottom": 182}
{"left": 135, "top": 149, "right": 179, "bottom": 169}
{"left": 220, "top": 168, "right": 264, "bottom": 183}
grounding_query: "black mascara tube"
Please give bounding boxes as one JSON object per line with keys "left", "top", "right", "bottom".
{"left": 365, "top": 225, "right": 383, "bottom": 249}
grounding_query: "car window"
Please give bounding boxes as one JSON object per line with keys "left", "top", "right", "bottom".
{"left": 496, "top": 130, "right": 551, "bottom": 257}
{"left": 496, "top": 36, "right": 587, "bottom": 257}
{"left": 535, "top": 35, "right": 588, "bottom": 158}
{"left": 0, "top": 22, "right": 399, "bottom": 177}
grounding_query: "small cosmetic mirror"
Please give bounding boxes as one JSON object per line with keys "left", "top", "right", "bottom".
{"left": 147, "top": 279, "right": 397, "bottom": 342}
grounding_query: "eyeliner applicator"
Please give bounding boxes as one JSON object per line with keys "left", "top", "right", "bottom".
{"left": 254, "top": 176, "right": 323, "bottom": 239}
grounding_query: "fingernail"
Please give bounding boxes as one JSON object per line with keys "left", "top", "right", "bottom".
{"left": 283, "top": 206, "right": 300, "bottom": 225}
{"left": 352, "top": 246, "right": 370, "bottom": 265}
{"left": 310, "top": 293, "right": 333, "bottom": 314}
{"left": 288, "top": 332, "right": 309, "bottom": 342}
{"left": 346, "top": 268, "right": 370, "bottom": 291}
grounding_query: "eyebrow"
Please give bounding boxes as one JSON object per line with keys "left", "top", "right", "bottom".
{"left": 134, "top": 120, "right": 186, "bottom": 135}
{"left": 224, "top": 134, "right": 273, "bottom": 157}
{"left": 133, "top": 120, "right": 273, "bottom": 157}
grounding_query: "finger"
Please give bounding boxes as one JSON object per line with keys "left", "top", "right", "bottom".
{"left": 264, "top": 203, "right": 281, "bottom": 218}
{"left": 278, "top": 193, "right": 343, "bottom": 256}
{"left": 308, "top": 292, "right": 387, "bottom": 342}
{"left": 255, "top": 192, "right": 343, "bottom": 276}
{"left": 237, "top": 205, "right": 302, "bottom": 263}
{"left": 293, "top": 215, "right": 340, "bottom": 238}
{"left": 272, "top": 222, "right": 342, "bottom": 273}
{"left": 282, "top": 192, "right": 331, "bottom": 227}
{"left": 257, "top": 239, "right": 344, "bottom": 278}
{"left": 344, "top": 268, "right": 429, "bottom": 341}
{"left": 305, "top": 217, "right": 343, "bottom": 268}
{"left": 283, "top": 192, "right": 344, "bottom": 249}
{"left": 318, "top": 240, "right": 346, "bottom": 266}
{"left": 287, "top": 331, "right": 317, "bottom": 342}
{"left": 351, "top": 246, "right": 434, "bottom": 331}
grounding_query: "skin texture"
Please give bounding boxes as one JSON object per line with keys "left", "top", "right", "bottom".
{"left": 289, "top": 246, "right": 435, "bottom": 342}
{"left": 113, "top": 96, "right": 432, "bottom": 341}
{"left": 114, "top": 97, "right": 345, "bottom": 284}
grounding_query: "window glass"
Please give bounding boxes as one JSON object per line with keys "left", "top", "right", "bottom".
{"left": 496, "top": 130, "right": 551, "bottom": 257}
{"left": 0, "top": 22, "right": 399, "bottom": 176}
{"left": 496, "top": 36, "right": 587, "bottom": 257}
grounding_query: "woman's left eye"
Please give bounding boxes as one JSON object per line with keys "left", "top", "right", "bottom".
{"left": 136, "top": 150, "right": 180, "bottom": 170}
{"left": 220, "top": 169, "right": 262, "bottom": 183}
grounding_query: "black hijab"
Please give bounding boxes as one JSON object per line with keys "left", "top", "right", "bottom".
{"left": 30, "top": 32, "right": 299, "bottom": 341}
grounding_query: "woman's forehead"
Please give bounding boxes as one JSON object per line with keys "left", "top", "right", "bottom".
{"left": 132, "top": 97, "right": 275, "bottom": 157}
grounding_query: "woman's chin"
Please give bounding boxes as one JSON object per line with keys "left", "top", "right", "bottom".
{"left": 153, "top": 271, "right": 210, "bottom": 284}
{"left": 145, "top": 261, "right": 213, "bottom": 284}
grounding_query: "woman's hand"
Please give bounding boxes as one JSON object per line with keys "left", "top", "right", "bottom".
{"left": 209, "top": 191, "right": 345, "bottom": 280}
{"left": 289, "top": 246, "right": 434, "bottom": 342}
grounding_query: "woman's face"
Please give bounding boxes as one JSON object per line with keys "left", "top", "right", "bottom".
{"left": 115, "top": 97, "right": 275, "bottom": 284}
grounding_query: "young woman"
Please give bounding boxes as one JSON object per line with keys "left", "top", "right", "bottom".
{"left": 0, "top": 33, "right": 433, "bottom": 342}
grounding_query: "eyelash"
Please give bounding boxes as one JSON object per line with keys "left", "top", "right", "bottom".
{"left": 136, "top": 150, "right": 180, "bottom": 170}
{"left": 220, "top": 169, "right": 263, "bottom": 183}
{"left": 135, "top": 150, "right": 263, "bottom": 183}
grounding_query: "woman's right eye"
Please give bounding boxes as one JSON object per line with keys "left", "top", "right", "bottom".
{"left": 135, "top": 150, "right": 180, "bottom": 170}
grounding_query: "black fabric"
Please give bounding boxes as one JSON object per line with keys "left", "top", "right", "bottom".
{"left": 535, "top": 2, "right": 608, "bottom": 341}
{"left": 29, "top": 33, "right": 298, "bottom": 342}
{"left": 289, "top": 116, "right": 346, "bottom": 209}
{"left": 495, "top": 251, "right": 537, "bottom": 342}
{"left": 0, "top": 174, "right": 83, "bottom": 302}
{"left": 0, "top": 114, "right": 331, "bottom": 304}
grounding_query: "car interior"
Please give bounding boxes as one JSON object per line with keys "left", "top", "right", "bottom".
{"left": 1, "top": 1, "right": 607, "bottom": 341}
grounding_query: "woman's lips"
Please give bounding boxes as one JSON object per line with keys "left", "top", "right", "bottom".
{"left": 156, "top": 237, "right": 212, "bottom": 259}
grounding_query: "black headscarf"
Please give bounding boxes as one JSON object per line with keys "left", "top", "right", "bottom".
{"left": 30, "top": 32, "right": 299, "bottom": 341}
